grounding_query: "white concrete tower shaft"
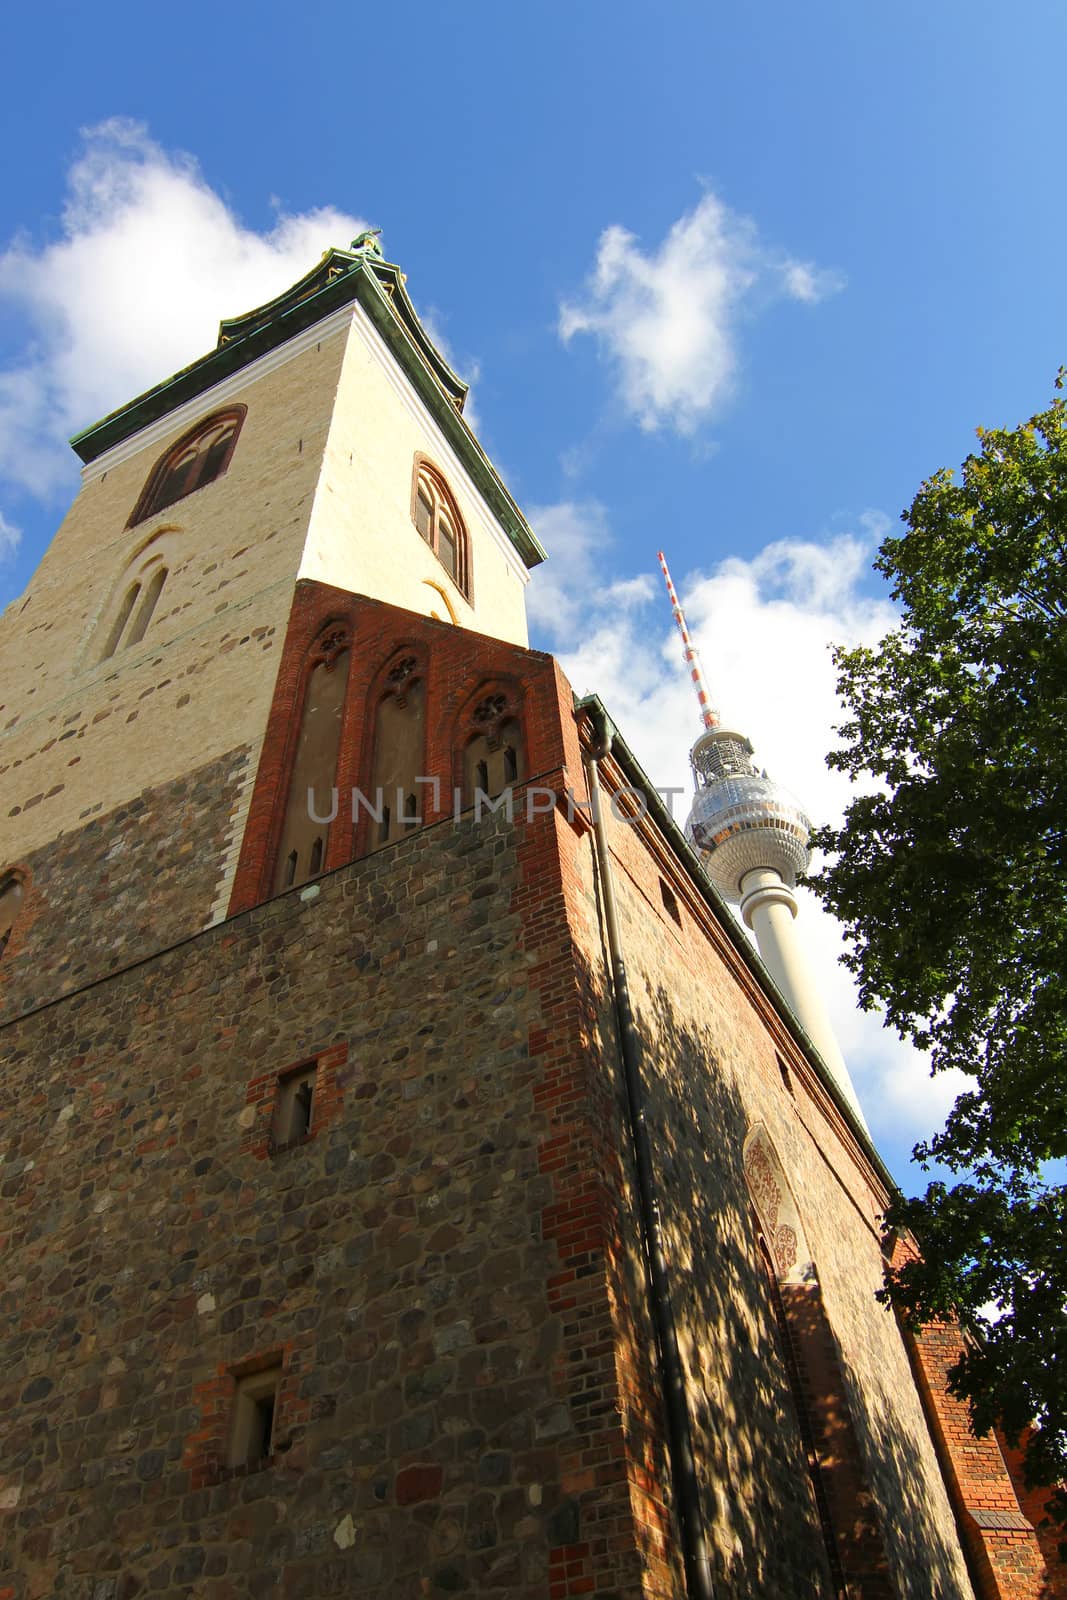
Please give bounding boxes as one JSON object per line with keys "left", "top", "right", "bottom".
{"left": 658, "top": 552, "right": 867, "bottom": 1128}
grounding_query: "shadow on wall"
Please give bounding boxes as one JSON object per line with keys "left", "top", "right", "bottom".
{"left": 585, "top": 921, "right": 975, "bottom": 1600}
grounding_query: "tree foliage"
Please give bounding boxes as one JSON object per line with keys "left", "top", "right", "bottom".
{"left": 809, "top": 380, "right": 1067, "bottom": 1507}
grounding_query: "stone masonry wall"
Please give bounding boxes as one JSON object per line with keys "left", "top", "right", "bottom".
{"left": 0, "top": 804, "right": 645, "bottom": 1600}
{"left": 0, "top": 330, "right": 348, "bottom": 866}
{"left": 565, "top": 752, "right": 982, "bottom": 1600}
{"left": 0, "top": 749, "right": 250, "bottom": 1025}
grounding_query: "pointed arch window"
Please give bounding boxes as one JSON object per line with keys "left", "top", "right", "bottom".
{"left": 272, "top": 625, "right": 351, "bottom": 894}
{"left": 128, "top": 406, "right": 246, "bottom": 527}
{"left": 742, "top": 1124, "right": 891, "bottom": 1594}
{"left": 460, "top": 688, "right": 526, "bottom": 805}
{"left": 0, "top": 873, "right": 25, "bottom": 961}
{"left": 366, "top": 654, "right": 427, "bottom": 852}
{"left": 411, "top": 457, "right": 470, "bottom": 600}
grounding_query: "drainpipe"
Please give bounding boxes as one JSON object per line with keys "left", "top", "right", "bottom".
{"left": 584, "top": 710, "right": 717, "bottom": 1600}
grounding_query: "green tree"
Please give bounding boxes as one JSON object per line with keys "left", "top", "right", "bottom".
{"left": 809, "top": 379, "right": 1067, "bottom": 1510}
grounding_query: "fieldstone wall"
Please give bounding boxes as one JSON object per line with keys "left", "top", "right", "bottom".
{"left": 571, "top": 764, "right": 980, "bottom": 1600}
{"left": 0, "top": 749, "right": 250, "bottom": 1024}
{"left": 0, "top": 805, "right": 641, "bottom": 1600}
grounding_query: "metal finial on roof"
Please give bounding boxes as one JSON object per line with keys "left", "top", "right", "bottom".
{"left": 350, "top": 229, "right": 384, "bottom": 257}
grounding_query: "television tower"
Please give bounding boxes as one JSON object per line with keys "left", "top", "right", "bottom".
{"left": 658, "top": 552, "right": 866, "bottom": 1127}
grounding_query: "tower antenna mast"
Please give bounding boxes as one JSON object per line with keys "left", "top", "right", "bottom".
{"left": 657, "top": 548, "right": 867, "bottom": 1127}
{"left": 657, "top": 551, "right": 719, "bottom": 732}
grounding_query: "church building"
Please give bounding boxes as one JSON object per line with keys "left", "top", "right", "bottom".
{"left": 0, "top": 236, "right": 1057, "bottom": 1599}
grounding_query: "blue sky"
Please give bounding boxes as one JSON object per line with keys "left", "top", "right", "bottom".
{"left": 1, "top": 1, "right": 1063, "bottom": 1185}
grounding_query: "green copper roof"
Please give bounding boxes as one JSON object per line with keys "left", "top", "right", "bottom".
{"left": 69, "top": 244, "right": 545, "bottom": 570}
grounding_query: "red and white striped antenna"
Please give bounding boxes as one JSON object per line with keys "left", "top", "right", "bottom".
{"left": 658, "top": 550, "right": 719, "bottom": 731}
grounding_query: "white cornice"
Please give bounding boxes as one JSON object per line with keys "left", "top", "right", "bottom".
{"left": 78, "top": 305, "right": 357, "bottom": 483}
{"left": 77, "top": 301, "right": 533, "bottom": 590}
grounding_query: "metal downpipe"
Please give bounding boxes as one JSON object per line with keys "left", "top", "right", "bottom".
{"left": 584, "top": 716, "right": 717, "bottom": 1600}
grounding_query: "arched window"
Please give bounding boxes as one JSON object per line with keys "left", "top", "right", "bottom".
{"left": 98, "top": 540, "right": 173, "bottom": 661}
{"left": 272, "top": 625, "right": 351, "bottom": 893}
{"left": 411, "top": 457, "right": 471, "bottom": 600}
{"left": 128, "top": 407, "right": 246, "bottom": 527}
{"left": 366, "top": 655, "right": 427, "bottom": 852}
{"left": 99, "top": 528, "right": 178, "bottom": 659}
{"left": 459, "top": 687, "right": 525, "bottom": 805}
{"left": 0, "top": 873, "right": 25, "bottom": 961}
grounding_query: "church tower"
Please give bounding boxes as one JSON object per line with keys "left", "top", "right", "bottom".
{"left": 0, "top": 242, "right": 1055, "bottom": 1600}
{"left": 0, "top": 234, "right": 542, "bottom": 983}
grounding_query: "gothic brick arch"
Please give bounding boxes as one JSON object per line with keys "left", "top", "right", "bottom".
{"left": 743, "top": 1121, "right": 895, "bottom": 1593}
{"left": 354, "top": 641, "right": 432, "bottom": 856}
{"left": 361, "top": 639, "right": 430, "bottom": 713}
{"left": 270, "top": 616, "right": 353, "bottom": 891}
{"left": 743, "top": 1123, "right": 812, "bottom": 1283}
{"left": 450, "top": 676, "right": 528, "bottom": 803}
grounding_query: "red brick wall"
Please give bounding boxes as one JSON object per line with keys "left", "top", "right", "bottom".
{"left": 889, "top": 1240, "right": 1051, "bottom": 1600}
{"left": 997, "top": 1430, "right": 1067, "bottom": 1600}
{"left": 229, "top": 581, "right": 570, "bottom": 915}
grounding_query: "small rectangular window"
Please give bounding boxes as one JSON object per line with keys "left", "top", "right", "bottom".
{"left": 659, "top": 878, "right": 682, "bottom": 927}
{"left": 273, "top": 1063, "right": 317, "bottom": 1149}
{"left": 227, "top": 1364, "right": 281, "bottom": 1469}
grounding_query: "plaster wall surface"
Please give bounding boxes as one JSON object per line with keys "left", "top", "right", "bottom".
{"left": 300, "top": 307, "right": 530, "bottom": 647}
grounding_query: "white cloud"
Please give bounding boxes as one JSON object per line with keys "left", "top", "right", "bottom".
{"left": 0, "top": 118, "right": 369, "bottom": 498}
{"left": 526, "top": 500, "right": 616, "bottom": 642}
{"left": 559, "top": 192, "right": 844, "bottom": 435}
{"left": 528, "top": 507, "right": 963, "bottom": 1169}
{"left": 0, "top": 510, "right": 20, "bottom": 561}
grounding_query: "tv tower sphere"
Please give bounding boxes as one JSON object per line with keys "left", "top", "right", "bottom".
{"left": 685, "top": 727, "right": 812, "bottom": 904}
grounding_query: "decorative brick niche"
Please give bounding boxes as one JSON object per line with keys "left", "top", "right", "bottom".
{"left": 241, "top": 1042, "right": 348, "bottom": 1160}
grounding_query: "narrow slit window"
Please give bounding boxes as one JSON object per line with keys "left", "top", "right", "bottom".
{"left": 227, "top": 1365, "right": 281, "bottom": 1470}
{"left": 415, "top": 486, "right": 434, "bottom": 539}
{"left": 463, "top": 716, "right": 525, "bottom": 806}
{"left": 124, "top": 565, "right": 167, "bottom": 647}
{"left": 659, "top": 879, "right": 682, "bottom": 927}
{"left": 101, "top": 582, "right": 141, "bottom": 660}
{"left": 308, "top": 837, "right": 323, "bottom": 876}
{"left": 273, "top": 1063, "right": 317, "bottom": 1148}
